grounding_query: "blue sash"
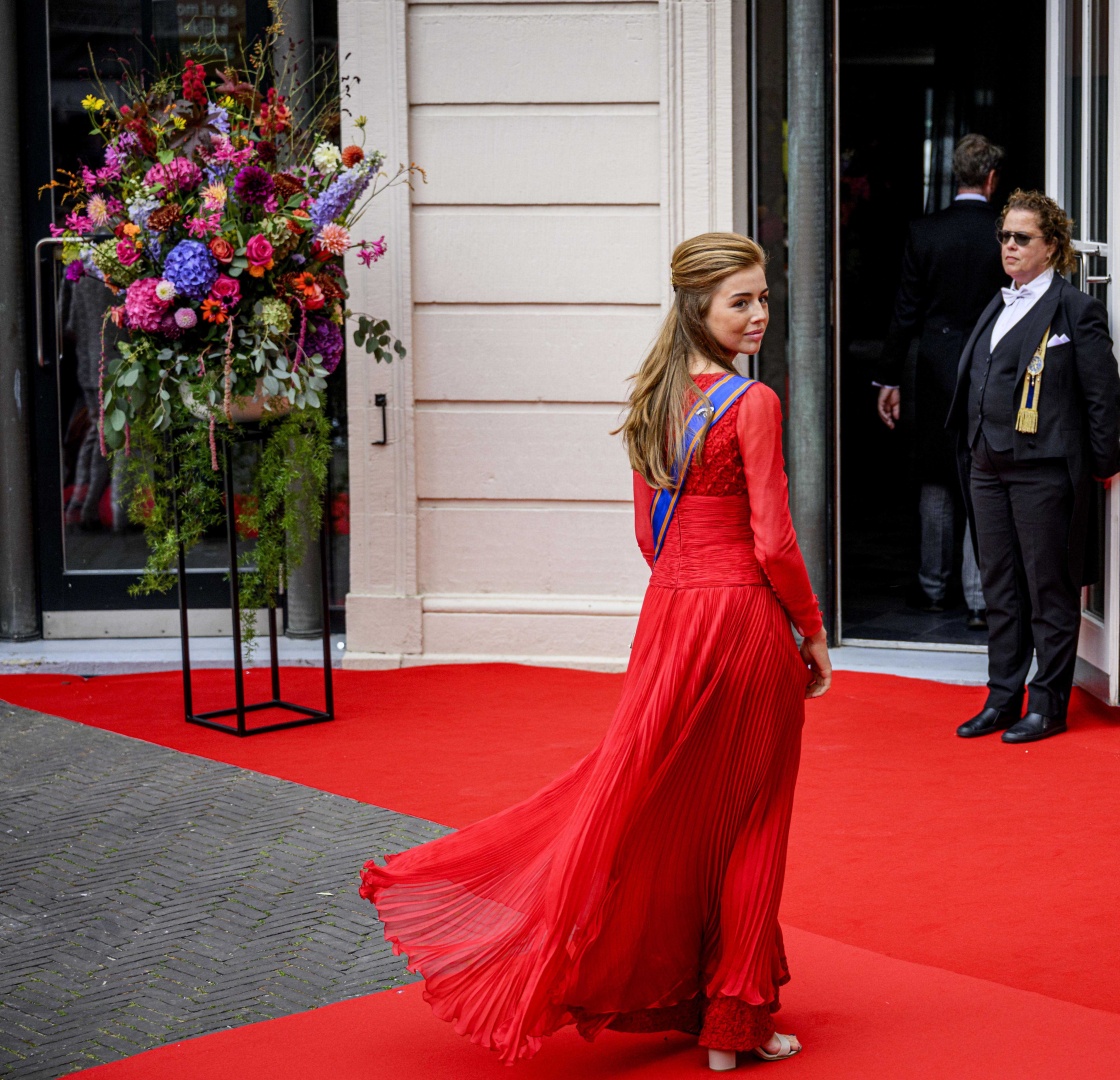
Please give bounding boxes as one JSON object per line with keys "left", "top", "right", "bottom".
{"left": 650, "top": 373, "right": 756, "bottom": 562}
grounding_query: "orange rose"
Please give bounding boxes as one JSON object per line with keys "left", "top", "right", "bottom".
{"left": 210, "top": 237, "right": 235, "bottom": 264}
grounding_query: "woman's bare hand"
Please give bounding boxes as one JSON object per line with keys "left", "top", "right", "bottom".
{"left": 800, "top": 628, "right": 832, "bottom": 698}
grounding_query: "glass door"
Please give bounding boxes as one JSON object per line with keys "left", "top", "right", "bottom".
{"left": 25, "top": 1, "right": 348, "bottom": 637}
{"left": 26, "top": 2, "right": 267, "bottom": 636}
{"left": 1049, "top": 0, "right": 1119, "bottom": 700}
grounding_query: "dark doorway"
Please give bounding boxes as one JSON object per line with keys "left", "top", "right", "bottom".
{"left": 837, "top": 0, "right": 1047, "bottom": 645}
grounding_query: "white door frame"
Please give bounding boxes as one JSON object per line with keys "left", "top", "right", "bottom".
{"left": 1048, "top": 0, "right": 1120, "bottom": 703}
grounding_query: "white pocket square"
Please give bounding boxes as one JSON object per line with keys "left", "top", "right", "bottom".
{"left": 1047, "top": 333, "right": 1070, "bottom": 347}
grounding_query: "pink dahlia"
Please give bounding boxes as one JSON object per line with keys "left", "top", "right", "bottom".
{"left": 124, "top": 278, "right": 172, "bottom": 333}
{"left": 316, "top": 223, "right": 350, "bottom": 256}
{"left": 87, "top": 195, "right": 110, "bottom": 227}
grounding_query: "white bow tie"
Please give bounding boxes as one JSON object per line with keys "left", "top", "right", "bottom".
{"left": 1001, "top": 286, "right": 1030, "bottom": 306}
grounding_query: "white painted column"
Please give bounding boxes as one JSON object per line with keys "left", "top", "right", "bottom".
{"left": 660, "top": 0, "right": 741, "bottom": 283}
{"left": 340, "top": 0, "right": 422, "bottom": 666}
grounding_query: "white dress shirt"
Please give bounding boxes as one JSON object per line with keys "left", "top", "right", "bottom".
{"left": 989, "top": 268, "right": 1054, "bottom": 350}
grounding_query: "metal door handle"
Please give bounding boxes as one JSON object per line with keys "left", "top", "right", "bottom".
{"left": 34, "top": 236, "right": 67, "bottom": 368}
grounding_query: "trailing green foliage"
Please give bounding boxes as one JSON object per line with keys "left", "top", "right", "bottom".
{"left": 124, "top": 409, "right": 332, "bottom": 646}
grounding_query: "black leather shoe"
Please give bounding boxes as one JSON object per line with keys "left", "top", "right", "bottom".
{"left": 956, "top": 707, "right": 1018, "bottom": 738}
{"left": 1001, "top": 712, "right": 1067, "bottom": 743}
{"left": 966, "top": 608, "right": 988, "bottom": 631}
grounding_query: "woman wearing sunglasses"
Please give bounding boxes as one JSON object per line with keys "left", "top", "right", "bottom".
{"left": 947, "top": 190, "right": 1120, "bottom": 743}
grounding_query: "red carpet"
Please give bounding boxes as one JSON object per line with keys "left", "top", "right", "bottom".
{"left": 71, "top": 928, "right": 1120, "bottom": 1080}
{"left": 3, "top": 665, "right": 1119, "bottom": 1075}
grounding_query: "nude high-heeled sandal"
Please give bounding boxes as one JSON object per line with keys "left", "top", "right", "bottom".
{"left": 708, "top": 1048, "right": 737, "bottom": 1071}
{"left": 752, "top": 1033, "right": 801, "bottom": 1061}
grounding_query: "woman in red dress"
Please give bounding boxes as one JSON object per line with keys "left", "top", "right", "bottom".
{"left": 360, "top": 232, "right": 831, "bottom": 1070}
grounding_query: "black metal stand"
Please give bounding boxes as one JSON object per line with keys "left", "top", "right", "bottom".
{"left": 171, "top": 430, "right": 335, "bottom": 736}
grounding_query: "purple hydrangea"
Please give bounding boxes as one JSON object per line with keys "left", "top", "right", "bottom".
{"left": 161, "top": 240, "right": 218, "bottom": 301}
{"left": 233, "top": 165, "right": 274, "bottom": 206}
{"left": 65, "top": 259, "right": 85, "bottom": 281}
{"left": 304, "top": 318, "right": 343, "bottom": 374}
{"left": 308, "top": 165, "right": 372, "bottom": 230}
{"left": 128, "top": 196, "right": 162, "bottom": 229}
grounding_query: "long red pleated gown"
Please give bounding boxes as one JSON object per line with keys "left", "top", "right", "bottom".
{"left": 360, "top": 375, "right": 823, "bottom": 1063}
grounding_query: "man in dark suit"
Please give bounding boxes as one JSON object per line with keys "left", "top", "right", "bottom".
{"left": 876, "top": 134, "right": 1008, "bottom": 627}
{"left": 947, "top": 190, "right": 1120, "bottom": 742}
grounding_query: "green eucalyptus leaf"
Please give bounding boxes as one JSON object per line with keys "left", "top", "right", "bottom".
{"left": 109, "top": 409, "right": 126, "bottom": 431}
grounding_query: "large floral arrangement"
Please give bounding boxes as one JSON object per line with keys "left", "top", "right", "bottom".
{"left": 46, "top": 19, "right": 411, "bottom": 638}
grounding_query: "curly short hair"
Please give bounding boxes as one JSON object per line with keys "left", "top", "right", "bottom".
{"left": 999, "top": 189, "right": 1077, "bottom": 275}
{"left": 953, "top": 133, "right": 1005, "bottom": 188}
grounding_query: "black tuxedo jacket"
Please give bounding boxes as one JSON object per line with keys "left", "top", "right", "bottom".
{"left": 877, "top": 199, "right": 1006, "bottom": 481}
{"left": 947, "top": 273, "right": 1120, "bottom": 582}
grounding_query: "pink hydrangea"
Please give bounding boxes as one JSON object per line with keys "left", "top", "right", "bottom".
{"left": 144, "top": 157, "right": 203, "bottom": 194}
{"left": 124, "top": 278, "right": 172, "bottom": 333}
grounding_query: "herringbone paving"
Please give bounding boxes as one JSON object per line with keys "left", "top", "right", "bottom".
{"left": 0, "top": 701, "right": 450, "bottom": 1079}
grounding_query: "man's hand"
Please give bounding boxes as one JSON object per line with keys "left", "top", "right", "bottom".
{"left": 877, "top": 386, "right": 900, "bottom": 429}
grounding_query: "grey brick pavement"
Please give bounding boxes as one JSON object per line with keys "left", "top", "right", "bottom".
{"left": 0, "top": 702, "right": 450, "bottom": 1079}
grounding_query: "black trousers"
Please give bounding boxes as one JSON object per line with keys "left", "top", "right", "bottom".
{"left": 970, "top": 434, "right": 1080, "bottom": 719}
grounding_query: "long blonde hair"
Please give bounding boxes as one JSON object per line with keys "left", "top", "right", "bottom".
{"left": 617, "top": 232, "right": 767, "bottom": 489}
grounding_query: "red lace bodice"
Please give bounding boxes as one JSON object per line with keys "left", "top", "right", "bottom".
{"left": 681, "top": 373, "right": 750, "bottom": 497}
{"left": 632, "top": 376, "right": 823, "bottom": 637}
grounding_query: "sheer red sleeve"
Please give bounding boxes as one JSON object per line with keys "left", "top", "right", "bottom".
{"left": 736, "top": 384, "right": 823, "bottom": 636}
{"left": 633, "top": 472, "right": 655, "bottom": 569}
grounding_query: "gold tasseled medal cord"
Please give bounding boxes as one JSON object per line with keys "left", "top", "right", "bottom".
{"left": 1015, "top": 324, "right": 1053, "bottom": 435}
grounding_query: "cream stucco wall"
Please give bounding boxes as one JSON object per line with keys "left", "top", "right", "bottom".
{"left": 341, "top": 0, "right": 745, "bottom": 670}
